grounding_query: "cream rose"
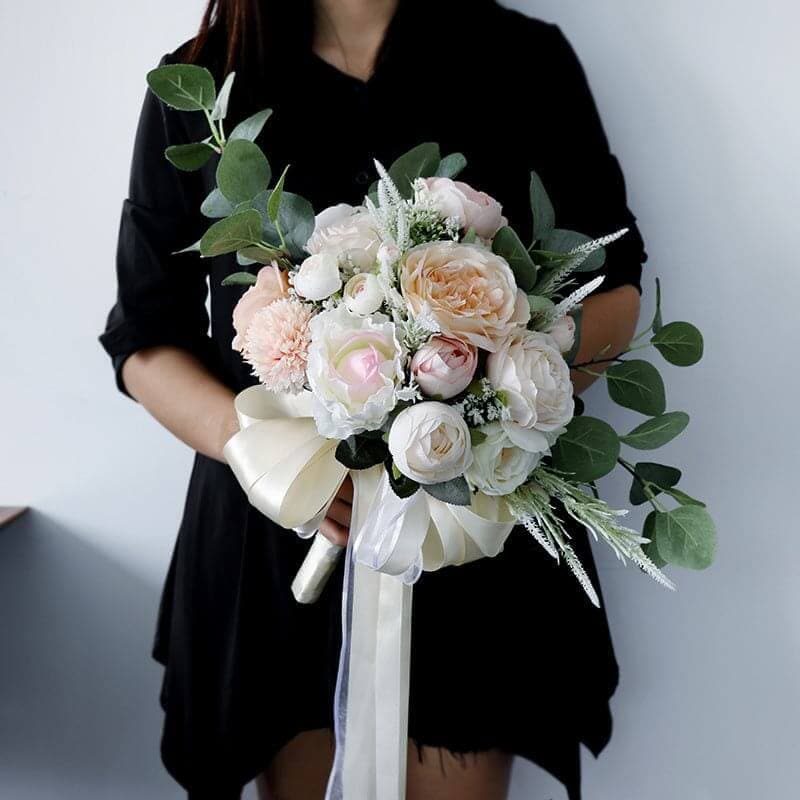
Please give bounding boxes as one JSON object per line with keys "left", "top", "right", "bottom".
{"left": 293, "top": 252, "right": 342, "bottom": 301}
{"left": 410, "top": 336, "right": 477, "bottom": 400}
{"left": 400, "top": 242, "right": 529, "bottom": 352}
{"left": 421, "top": 177, "right": 508, "bottom": 239}
{"left": 343, "top": 272, "right": 383, "bottom": 316}
{"left": 546, "top": 314, "right": 576, "bottom": 354}
{"left": 466, "top": 422, "right": 541, "bottom": 496}
{"left": 388, "top": 402, "right": 473, "bottom": 485}
{"left": 487, "top": 330, "right": 575, "bottom": 452}
{"left": 231, "top": 263, "right": 290, "bottom": 351}
{"left": 306, "top": 204, "right": 382, "bottom": 269}
{"left": 306, "top": 305, "right": 404, "bottom": 439}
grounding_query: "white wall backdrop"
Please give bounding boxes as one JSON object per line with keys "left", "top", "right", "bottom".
{"left": 1, "top": 1, "right": 798, "bottom": 798}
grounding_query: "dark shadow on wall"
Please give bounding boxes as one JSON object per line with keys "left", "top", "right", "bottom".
{"left": 0, "top": 511, "right": 180, "bottom": 799}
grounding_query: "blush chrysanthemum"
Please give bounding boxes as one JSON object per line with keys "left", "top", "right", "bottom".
{"left": 243, "top": 298, "right": 314, "bottom": 394}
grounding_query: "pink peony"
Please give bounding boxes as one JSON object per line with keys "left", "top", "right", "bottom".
{"left": 410, "top": 336, "right": 478, "bottom": 399}
{"left": 243, "top": 298, "right": 314, "bottom": 394}
{"left": 231, "top": 263, "right": 290, "bottom": 352}
{"left": 421, "top": 177, "right": 508, "bottom": 240}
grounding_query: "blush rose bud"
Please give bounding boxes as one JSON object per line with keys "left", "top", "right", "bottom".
{"left": 410, "top": 336, "right": 478, "bottom": 399}
{"left": 343, "top": 273, "right": 384, "bottom": 316}
{"left": 293, "top": 252, "right": 342, "bottom": 301}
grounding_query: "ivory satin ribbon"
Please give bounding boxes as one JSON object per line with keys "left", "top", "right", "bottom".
{"left": 223, "top": 386, "right": 516, "bottom": 800}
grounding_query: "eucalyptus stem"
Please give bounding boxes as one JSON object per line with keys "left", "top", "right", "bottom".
{"left": 203, "top": 109, "right": 226, "bottom": 150}
{"left": 576, "top": 366, "right": 604, "bottom": 379}
{"left": 571, "top": 355, "right": 625, "bottom": 369}
{"left": 618, "top": 458, "right": 668, "bottom": 513}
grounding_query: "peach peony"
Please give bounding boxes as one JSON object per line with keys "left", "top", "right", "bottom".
{"left": 231, "top": 263, "right": 290, "bottom": 352}
{"left": 243, "top": 298, "right": 314, "bottom": 394}
{"left": 400, "top": 242, "right": 529, "bottom": 352}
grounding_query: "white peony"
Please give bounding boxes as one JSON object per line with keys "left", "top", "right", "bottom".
{"left": 487, "top": 331, "right": 574, "bottom": 452}
{"left": 293, "top": 252, "right": 342, "bottom": 301}
{"left": 306, "top": 204, "right": 382, "bottom": 269}
{"left": 466, "top": 422, "right": 541, "bottom": 496}
{"left": 306, "top": 305, "right": 404, "bottom": 439}
{"left": 388, "top": 402, "right": 473, "bottom": 485}
{"left": 343, "top": 272, "right": 384, "bottom": 316}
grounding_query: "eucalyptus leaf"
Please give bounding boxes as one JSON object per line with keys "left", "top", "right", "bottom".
{"left": 550, "top": 416, "right": 620, "bottom": 483}
{"left": 619, "top": 412, "right": 690, "bottom": 450}
{"left": 470, "top": 429, "right": 488, "bottom": 446}
{"left": 165, "top": 142, "right": 214, "bottom": 171}
{"left": 606, "top": 360, "right": 666, "bottom": 416}
{"left": 492, "top": 226, "right": 538, "bottom": 292}
{"left": 147, "top": 64, "right": 216, "bottom": 111}
{"left": 237, "top": 245, "right": 280, "bottom": 265}
{"left": 268, "top": 165, "right": 290, "bottom": 224}
{"left": 221, "top": 271, "right": 257, "bottom": 287}
{"left": 201, "top": 188, "right": 236, "bottom": 218}
{"left": 652, "top": 322, "right": 704, "bottom": 366}
{"left": 573, "top": 395, "right": 585, "bottom": 416}
{"left": 641, "top": 511, "right": 667, "bottom": 568}
{"left": 236, "top": 251, "right": 260, "bottom": 267}
{"left": 665, "top": 487, "right": 706, "bottom": 508}
{"left": 211, "top": 71, "right": 235, "bottom": 121}
{"left": 388, "top": 143, "right": 441, "bottom": 198}
{"left": 462, "top": 227, "right": 478, "bottom": 244}
{"left": 655, "top": 506, "right": 717, "bottom": 569}
{"left": 527, "top": 295, "right": 555, "bottom": 316}
{"left": 422, "top": 476, "right": 472, "bottom": 506}
{"left": 251, "top": 190, "right": 315, "bottom": 259}
{"left": 540, "top": 229, "right": 606, "bottom": 272}
{"left": 629, "top": 462, "right": 682, "bottom": 506}
{"left": 335, "top": 435, "right": 389, "bottom": 470}
{"left": 529, "top": 171, "right": 556, "bottom": 242}
{"left": 199, "top": 209, "right": 262, "bottom": 257}
{"left": 651, "top": 277, "right": 663, "bottom": 334}
{"left": 229, "top": 108, "right": 273, "bottom": 142}
{"left": 435, "top": 152, "right": 467, "bottom": 179}
{"left": 174, "top": 239, "right": 201, "bottom": 255}
{"left": 216, "top": 139, "right": 271, "bottom": 204}
{"left": 388, "top": 463, "right": 420, "bottom": 499}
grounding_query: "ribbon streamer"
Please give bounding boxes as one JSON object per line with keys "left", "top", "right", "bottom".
{"left": 223, "top": 386, "right": 516, "bottom": 800}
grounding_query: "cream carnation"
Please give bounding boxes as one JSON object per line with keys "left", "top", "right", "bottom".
{"left": 400, "top": 241, "right": 529, "bottom": 352}
{"left": 466, "top": 422, "right": 541, "bottom": 496}
{"left": 306, "top": 204, "right": 382, "bottom": 269}
{"left": 420, "top": 177, "right": 508, "bottom": 240}
{"left": 388, "top": 402, "right": 473, "bottom": 485}
{"left": 486, "top": 330, "right": 575, "bottom": 452}
{"left": 231, "top": 263, "right": 290, "bottom": 351}
{"left": 306, "top": 305, "right": 404, "bottom": 439}
{"left": 243, "top": 298, "right": 314, "bottom": 394}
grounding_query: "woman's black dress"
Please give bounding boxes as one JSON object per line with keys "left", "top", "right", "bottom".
{"left": 100, "top": 3, "right": 647, "bottom": 798}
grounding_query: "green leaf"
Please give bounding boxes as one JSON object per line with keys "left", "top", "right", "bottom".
{"left": 470, "top": 429, "right": 488, "bottom": 446}
{"left": 221, "top": 271, "right": 257, "bottom": 287}
{"left": 529, "top": 171, "right": 556, "bottom": 242}
{"left": 174, "top": 239, "right": 201, "bottom": 255}
{"left": 247, "top": 190, "right": 315, "bottom": 259}
{"left": 229, "top": 108, "right": 273, "bottom": 142}
{"left": 199, "top": 209, "right": 262, "bottom": 257}
{"left": 573, "top": 396, "right": 585, "bottom": 416}
{"left": 527, "top": 295, "right": 555, "bottom": 316}
{"left": 651, "top": 277, "right": 663, "bottom": 334}
{"left": 268, "top": 165, "right": 290, "bottom": 225}
{"left": 146, "top": 64, "right": 216, "bottom": 112}
{"left": 236, "top": 251, "right": 260, "bottom": 267}
{"left": 387, "top": 462, "right": 420, "bottom": 499}
{"left": 606, "top": 360, "right": 666, "bottom": 416}
{"left": 435, "top": 152, "right": 467, "bottom": 179}
{"left": 652, "top": 321, "right": 704, "bottom": 366}
{"left": 550, "top": 416, "right": 620, "bottom": 483}
{"left": 492, "top": 226, "right": 538, "bottom": 292}
{"left": 200, "top": 188, "right": 236, "bottom": 218}
{"left": 540, "top": 228, "right": 606, "bottom": 272}
{"left": 655, "top": 506, "right": 717, "bottom": 569}
{"left": 216, "top": 139, "right": 271, "bottom": 204}
{"left": 211, "top": 72, "right": 235, "bottom": 121}
{"left": 629, "top": 462, "right": 682, "bottom": 506}
{"left": 462, "top": 227, "right": 478, "bottom": 244}
{"left": 237, "top": 245, "right": 280, "bottom": 265}
{"left": 619, "top": 412, "right": 690, "bottom": 450}
{"left": 665, "top": 487, "right": 706, "bottom": 508}
{"left": 388, "top": 143, "right": 441, "bottom": 198}
{"left": 335, "top": 435, "right": 389, "bottom": 470}
{"left": 165, "top": 142, "right": 214, "bottom": 171}
{"left": 641, "top": 511, "right": 667, "bottom": 568}
{"left": 422, "top": 476, "right": 472, "bottom": 506}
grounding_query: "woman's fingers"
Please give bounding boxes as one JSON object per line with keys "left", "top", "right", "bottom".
{"left": 320, "top": 517, "right": 348, "bottom": 546}
{"left": 326, "top": 499, "right": 352, "bottom": 528}
{"left": 337, "top": 475, "right": 354, "bottom": 503}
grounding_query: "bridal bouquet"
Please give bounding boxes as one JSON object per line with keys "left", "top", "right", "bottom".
{"left": 147, "top": 64, "right": 716, "bottom": 796}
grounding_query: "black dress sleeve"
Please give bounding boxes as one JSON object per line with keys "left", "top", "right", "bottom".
{"left": 99, "top": 55, "right": 214, "bottom": 398}
{"left": 536, "top": 24, "right": 648, "bottom": 295}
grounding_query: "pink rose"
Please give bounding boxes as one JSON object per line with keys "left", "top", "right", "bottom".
{"left": 231, "top": 263, "right": 290, "bottom": 351}
{"left": 422, "top": 177, "right": 508, "bottom": 239}
{"left": 410, "top": 336, "right": 478, "bottom": 399}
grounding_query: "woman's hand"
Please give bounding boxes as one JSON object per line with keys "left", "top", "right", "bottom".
{"left": 320, "top": 475, "right": 354, "bottom": 546}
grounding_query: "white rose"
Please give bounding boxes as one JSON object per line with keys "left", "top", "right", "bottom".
{"left": 546, "top": 314, "right": 576, "bottom": 354}
{"left": 487, "top": 331, "right": 574, "bottom": 452}
{"left": 307, "top": 305, "right": 403, "bottom": 439}
{"left": 420, "top": 177, "right": 508, "bottom": 240}
{"left": 293, "top": 252, "right": 342, "bottom": 301}
{"left": 466, "top": 422, "right": 541, "bottom": 496}
{"left": 343, "top": 273, "right": 383, "bottom": 316}
{"left": 388, "top": 402, "right": 473, "bottom": 485}
{"left": 306, "top": 204, "right": 382, "bottom": 268}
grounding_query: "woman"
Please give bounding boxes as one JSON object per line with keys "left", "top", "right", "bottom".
{"left": 100, "top": 1, "right": 645, "bottom": 798}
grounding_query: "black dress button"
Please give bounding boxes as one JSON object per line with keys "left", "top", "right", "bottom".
{"left": 355, "top": 170, "right": 371, "bottom": 186}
